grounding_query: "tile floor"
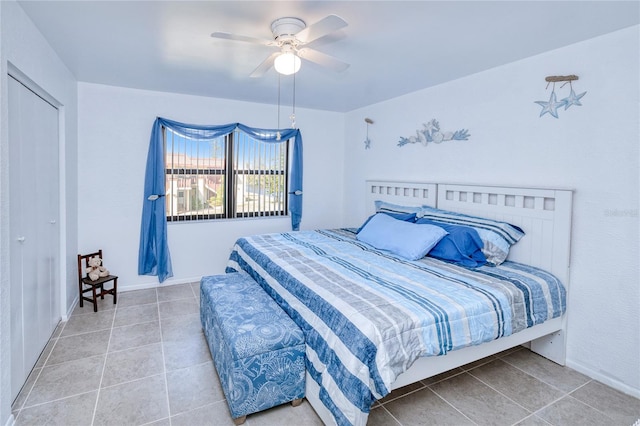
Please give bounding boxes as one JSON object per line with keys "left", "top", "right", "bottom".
{"left": 11, "top": 283, "right": 640, "bottom": 426}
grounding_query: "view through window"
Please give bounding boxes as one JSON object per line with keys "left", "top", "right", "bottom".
{"left": 164, "top": 127, "right": 289, "bottom": 221}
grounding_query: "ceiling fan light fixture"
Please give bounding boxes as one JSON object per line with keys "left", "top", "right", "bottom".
{"left": 211, "top": 14, "right": 348, "bottom": 78}
{"left": 274, "top": 51, "right": 301, "bottom": 75}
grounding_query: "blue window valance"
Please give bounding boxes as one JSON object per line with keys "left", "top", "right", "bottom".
{"left": 138, "top": 117, "right": 303, "bottom": 283}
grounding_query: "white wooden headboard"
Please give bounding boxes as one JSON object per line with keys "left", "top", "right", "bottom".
{"left": 365, "top": 180, "right": 574, "bottom": 366}
{"left": 366, "top": 181, "right": 437, "bottom": 215}
{"left": 437, "top": 183, "right": 573, "bottom": 286}
{"left": 365, "top": 180, "right": 573, "bottom": 286}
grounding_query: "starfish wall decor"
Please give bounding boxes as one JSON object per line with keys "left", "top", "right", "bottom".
{"left": 534, "top": 75, "right": 586, "bottom": 119}
{"left": 364, "top": 118, "right": 373, "bottom": 149}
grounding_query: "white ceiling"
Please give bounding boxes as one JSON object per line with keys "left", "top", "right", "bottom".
{"left": 17, "top": 1, "right": 639, "bottom": 112}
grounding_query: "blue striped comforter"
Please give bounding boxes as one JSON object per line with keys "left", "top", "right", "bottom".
{"left": 226, "top": 229, "right": 566, "bottom": 426}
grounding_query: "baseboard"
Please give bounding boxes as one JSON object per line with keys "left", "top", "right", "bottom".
{"left": 63, "top": 295, "right": 78, "bottom": 321}
{"left": 4, "top": 413, "right": 15, "bottom": 426}
{"left": 119, "top": 276, "right": 203, "bottom": 293}
{"left": 566, "top": 359, "right": 640, "bottom": 399}
{"left": 64, "top": 276, "right": 203, "bottom": 320}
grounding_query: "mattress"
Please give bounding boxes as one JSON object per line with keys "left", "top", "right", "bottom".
{"left": 226, "top": 228, "right": 566, "bottom": 426}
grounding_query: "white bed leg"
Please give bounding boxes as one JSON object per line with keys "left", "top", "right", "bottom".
{"left": 530, "top": 330, "right": 566, "bottom": 365}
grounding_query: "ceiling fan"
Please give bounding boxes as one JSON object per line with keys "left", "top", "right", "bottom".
{"left": 211, "top": 14, "right": 349, "bottom": 77}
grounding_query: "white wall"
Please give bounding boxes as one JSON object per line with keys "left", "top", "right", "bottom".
{"left": 77, "top": 83, "right": 345, "bottom": 289}
{"left": 0, "top": 1, "right": 78, "bottom": 424}
{"left": 344, "top": 26, "right": 640, "bottom": 397}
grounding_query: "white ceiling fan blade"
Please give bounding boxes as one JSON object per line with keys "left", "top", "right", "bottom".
{"left": 297, "top": 48, "right": 349, "bottom": 73}
{"left": 295, "top": 15, "right": 348, "bottom": 44}
{"left": 250, "top": 52, "right": 280, "bottom": 78}
{"left": 211, "top": 32, "right": 274, "bottom": 46}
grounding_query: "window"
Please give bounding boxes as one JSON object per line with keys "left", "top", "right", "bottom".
{"left": 164, "top": 127, "right": 289, "bottom": 221}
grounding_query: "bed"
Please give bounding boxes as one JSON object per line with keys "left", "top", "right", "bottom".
{"left": 226, "top": 181, "right": 573, "bottom": 426}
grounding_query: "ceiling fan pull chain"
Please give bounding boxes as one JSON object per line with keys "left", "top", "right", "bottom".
{"left": 277, "top": 72, "right": 282, "bottom": 140}
{"left": 290, "top": 71, "right": 296, "bottom": 128}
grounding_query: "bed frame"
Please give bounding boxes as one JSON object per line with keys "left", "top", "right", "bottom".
{"left": 307, "top": 180, "right": 573, "bottom": 424}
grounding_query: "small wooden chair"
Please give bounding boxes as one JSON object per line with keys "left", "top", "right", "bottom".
{"left": 77, "top": 250, "right": 117, "bottom": 312}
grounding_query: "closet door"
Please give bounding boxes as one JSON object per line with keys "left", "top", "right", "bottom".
{"left": 9, "top": 75, "right": 60, "bottom": 402}
{"left": 32, "top": 79, "right": 60, "bottom": 353}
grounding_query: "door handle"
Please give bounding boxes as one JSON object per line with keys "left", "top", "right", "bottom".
{"left": 17, "top": 236, "right": 25, "bottom": 243}
{"left": 50, "top": 220, "right": 56, "bottom": 224}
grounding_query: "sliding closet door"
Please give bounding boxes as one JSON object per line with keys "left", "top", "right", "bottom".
{"left": 9, "top": 75, "right": 60, "bottom": 402}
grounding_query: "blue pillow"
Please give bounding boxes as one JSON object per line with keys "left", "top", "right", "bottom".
{"left": 357, "top": 213, "right": 448, "bottom": 261}
{"left": 416, "top": 218, "right": 486, "bottom": 267}
{"left": 357, "top": 211, "right": 417, "bottom": 233}
{"left": 419, "top": 206, "right": 525, "bottom": 266}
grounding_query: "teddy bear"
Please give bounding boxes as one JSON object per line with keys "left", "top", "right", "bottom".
{"left": 86, "top": 256, "right": 110, "bottom": 281}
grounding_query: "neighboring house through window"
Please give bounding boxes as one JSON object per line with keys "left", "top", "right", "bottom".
{"left": 164, "top": 127, "right": 289, "bottom": 221}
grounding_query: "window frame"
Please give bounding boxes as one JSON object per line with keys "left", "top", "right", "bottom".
{"left": 164, "top": 127, "right": 290, "bottom": 222}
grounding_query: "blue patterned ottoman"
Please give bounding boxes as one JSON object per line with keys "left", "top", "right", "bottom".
{"left": 200, "top": 272, "right": 305, "bottom": 425}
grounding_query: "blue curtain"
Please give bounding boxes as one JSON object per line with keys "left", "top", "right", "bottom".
{"left": 138, "top": 117, "right": 303, "bottom": 283}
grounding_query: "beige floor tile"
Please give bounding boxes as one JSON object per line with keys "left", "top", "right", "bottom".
{"left": 12, "top": 283, "right": 638, "bottom": 426}
{"left": 113, "top": 303, "right": 159, "bottom": 327}
{"left": 159, "top": 298, "right": 199, "bottom": 319}
{"left": 51, "top": 322, "right": 65, "bottom": 338}
{"left": 94, "top": 374, "right": 169, "bottom": 426}
{"left": 367, "top": 406, "right": 402, "bottom": 426}
{"left": 25, "top": 355, "right": 104, "bottom": 406}
{"left": 60, "top": 310, "right": 115, "bottom": 337}
{"left": 116, "top": 288, "right": 157, "bottom": 308}
{"left": 46, "top": 329, "right": 111, "bottom": 366}
{"left": 72, "top": 297, "right": 117, "bottom": 315}
{"left": 536, "top": 395, "right": 614, "bottom": 426}
{"left": 171, "top": 400, "right": 235, "bottom": 426}
{"left": 468, "top": 359, "right": 565, "bottom": 411}
{"left": 166, "top": 361, "right": 225, "bottom": 416}
{"left": 145, "top": 418, "right": 171, "bottom": 426}
{"left": 108, "top": 320, "right": 161, "bottom": 352}
{"left": 101, "top": 343, "right": 164, "bottom": 387}
{"left": 160, "top": 313, "right": 203, "bottom": 342}
{"left": 245, "top": 399, "right": 323, "bottom": 426}
{"left": 430, "top": 372, "right": 529, "bottom": 425}
{"left": 514, "top": 414, "right": 554, "bottom": 426}
{"left": 190, "top": 282, "right": 201, "bottom": 299}
{"left": 384, "top": 387, "right": 475, "bottom": 425}
{"left": 163, "top": 334, "right": 212, "bottom": 372}
{"left": 502, "top": 349, "right": 590, "bottom": 393}
{"left": 34, "top": 338, "right": 56, "bottom": 368}
{"left": 158, "top": 283, "right": 195, "bottom": 302}
{"left": 12, "top": 368, "right": 41, "bottom": 413}
{"left": 570, "top": 380, "right": 640, "bottom": 425}
{"left": 16, "top": 391, "right": 98, "bottom": 426}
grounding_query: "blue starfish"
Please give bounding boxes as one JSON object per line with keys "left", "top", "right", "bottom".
{"left": 535, "top": 91, "right": 566, "bottom": 118}
{"left": 561, "top": 88, "right": 586, "bottom": 110}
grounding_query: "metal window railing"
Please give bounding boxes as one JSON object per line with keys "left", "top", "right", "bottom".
{"left": 164, "top": 127, "right": 289, "bottom": 222}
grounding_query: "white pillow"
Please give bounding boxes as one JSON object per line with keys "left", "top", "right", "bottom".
{"left": 357, "top": 213, "right": 448, "bottom": 261}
